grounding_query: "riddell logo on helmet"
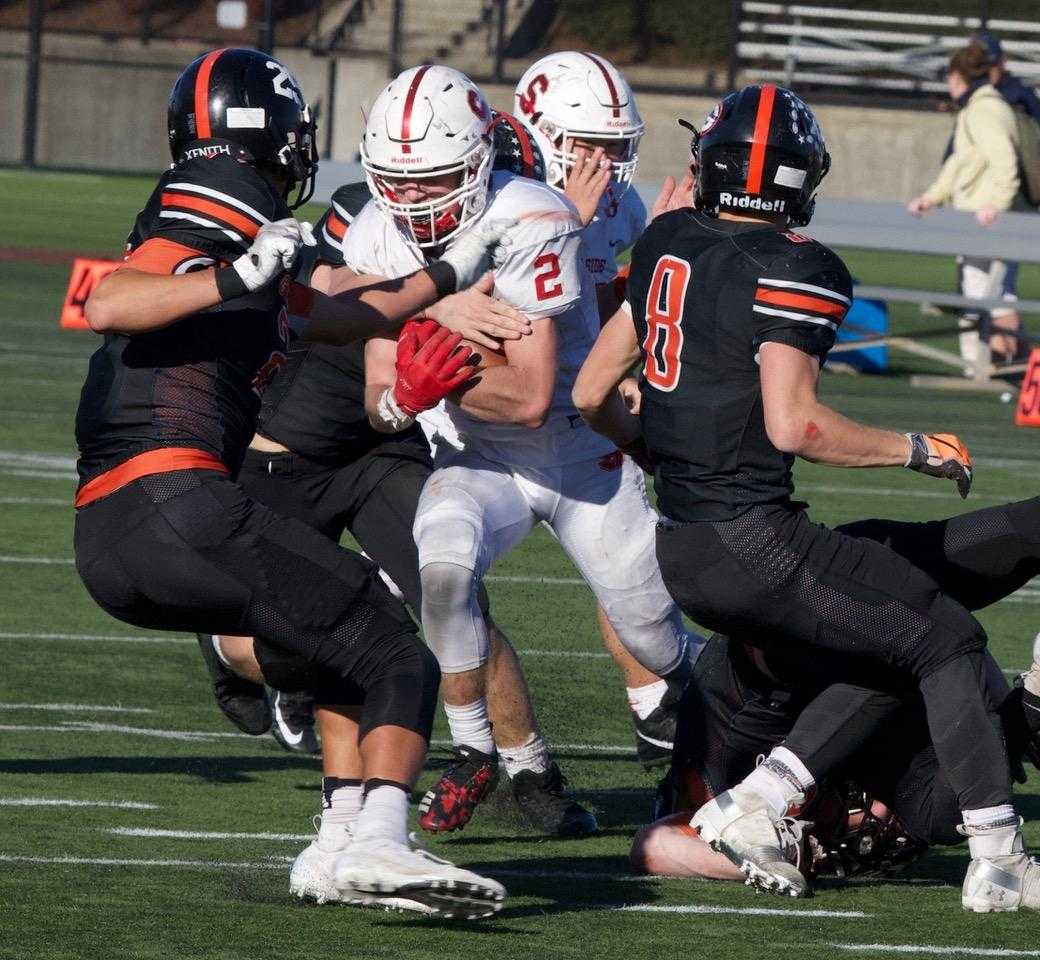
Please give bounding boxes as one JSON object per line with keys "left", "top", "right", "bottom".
{"left": 184, "top": 144, "right": 231, "bottom": 160}
{"left": 718, "top": 192, "right": 786, "bottom": 212}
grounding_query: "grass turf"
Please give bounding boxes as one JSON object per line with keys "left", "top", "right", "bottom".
{"left": 0, "top": 169, "right": 1039, "bottom": 959}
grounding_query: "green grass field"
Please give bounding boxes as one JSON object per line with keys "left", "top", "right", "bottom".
{"left": 0, "top": 168, "right": 1039, "bottom": 960}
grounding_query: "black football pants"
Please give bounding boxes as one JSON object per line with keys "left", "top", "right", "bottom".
{"left": 657, "top": 498, "right": 1040, "bottom": 811}
{"left": 74, "top": 469, "right": 439, "bottom": 740}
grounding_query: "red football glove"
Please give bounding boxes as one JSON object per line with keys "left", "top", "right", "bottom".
{"left": 394, "top": 318, "right": 477, "bottom": 415}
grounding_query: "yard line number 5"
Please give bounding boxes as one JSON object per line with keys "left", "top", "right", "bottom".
{"left": 642, "top": 255, "right": 691, "bottom": 391}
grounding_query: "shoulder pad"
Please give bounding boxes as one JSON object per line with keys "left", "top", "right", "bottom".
{"left": 330, "top": 181, "right": 372, "bottom": 221}
{"left": 487, "top": 172, "right": 580, "bottom": 250}
{"left": 314, "top": 182, "right": 372, "bottom": 266}
{"left": 141, "top": 157, "right": 290, "bottom": 262}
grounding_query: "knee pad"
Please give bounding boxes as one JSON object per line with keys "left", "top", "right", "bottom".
{"left": 420, "top": 562, "right": 489, "bottom": 673}
{"left": 355, "top": 633, "right": 440, "bottom": 742}
{"left": 414, "top": 487, "right": 485, "bottom": 571}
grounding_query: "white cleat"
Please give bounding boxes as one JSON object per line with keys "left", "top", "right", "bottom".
{"left": 962, "top": 822, "right": 1040, "bottom": 913}
{"left": 290, "top": 818, "right": 430, "bottom": 912}
{"left": 290, "top": 817, "right": 355, "bottom": 904}
{"left": 333, "top": 835, "right": 506, "bottom": 920}
{"left": 691, "top": 785, "right": 809, "bottom": 898}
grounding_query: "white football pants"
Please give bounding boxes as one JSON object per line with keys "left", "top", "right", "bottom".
{"left": 414, "top": 447, "right": 690, "bottom": 676}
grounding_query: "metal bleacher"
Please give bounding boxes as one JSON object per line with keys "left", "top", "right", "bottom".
{"left": 738, "top": 3, "right": 1040, "bottom": 94}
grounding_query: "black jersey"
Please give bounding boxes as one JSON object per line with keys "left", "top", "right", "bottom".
{"left": 629, "top": 210, "right": 852, "bottom": 522}
{"left": 75, "top": 145, "right": 292, "bottom": 486}
{"left": 257, "top": 182, "right": 427, "bottom": 463}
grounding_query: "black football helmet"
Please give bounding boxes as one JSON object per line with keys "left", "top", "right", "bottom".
{"left": 684, "top": 84, "right": 830, "bottom": 227}
{"left": 168, "top": 48, "right": 318, "bottom": 208}
{"left": 491, "top": 110, "right": 547, "bottom": 182}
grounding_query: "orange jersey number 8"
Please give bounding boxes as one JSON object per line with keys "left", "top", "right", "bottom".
{"left": 642, "top": 255, "right": 691, "bottom": 391}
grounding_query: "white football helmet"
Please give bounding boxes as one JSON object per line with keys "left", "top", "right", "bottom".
{"left": 361, "top": 64, "right": 495, "bottom": 250}
{"left": 514, "top": 51, "right": 644, "bottom": 192}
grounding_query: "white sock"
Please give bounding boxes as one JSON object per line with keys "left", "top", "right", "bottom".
{"left": 321, "top": 776, "right": 363, "bottom": 830}
{"left": 444, "top": 699, "right": 496, "bottom": 755}
{"left": 627, "top": 679, "right": 668, "bottom": 721}
{"left": 353, "top": 783, "right": 409, "bottom": 846}
{"left": 962, "top": 804, "right": 1018, "bottom": 831}
{"left": 211, "top": 635, "right": 232, "bottom": 668}
{"left": 500, "top": 733, "right": 550, "bottom": 778}
{"left": 742, "top": 746, "right": 815, "bottom": 820}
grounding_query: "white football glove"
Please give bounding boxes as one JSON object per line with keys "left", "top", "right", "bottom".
{"left": 231, "top": 218, "right": 307, "bottom": 292}
{"left": 437, "top": 216, "right": 515, "bottom": 291}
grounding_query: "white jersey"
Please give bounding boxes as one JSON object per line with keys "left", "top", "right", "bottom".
{"left": 341, "top": 169, "right": 612, "bottom": 468}
{"left": 578, "top": 185, "right": 646, "bottom": 285}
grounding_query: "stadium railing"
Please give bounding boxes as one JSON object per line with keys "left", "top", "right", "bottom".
{"left": 737, "top": 3, "right": 1040, "bottom": 94}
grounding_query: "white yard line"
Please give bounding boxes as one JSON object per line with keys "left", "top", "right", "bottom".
{"left": 0, "top": 721, "right": 637, "bottom": 754}
{"left": 0, "top": 555, "right": 74, "bottom": 565}
{"left": 830, "top": 946, "right": 1040, "bottom": 958}
{"left": 107, "top": 827, "right": 311, "bottom": 842}
{"left": 799, "top": 483, "right": 1006, "bottom": 502}
{"left": 0, "top": 469, "right": 77, "bottom": 481}
{"left": 0, "top": 798, "right": 158, "bottom": 810}
{"left": 0, "top": 452, "right": 77, "bottom": 470}
{"left": 0, "top": 702, "right": 154, "bottom": 714}
{"left": 0, "top": 854, "right": 285, "bottom": 870}
{"left": 615, "top": 904, "right": 868, "bottom": 918}
{"left": 0, "top": 497, "right": 67, "bottom": 506}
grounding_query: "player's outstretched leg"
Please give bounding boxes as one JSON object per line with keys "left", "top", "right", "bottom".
{"left": 690, "top": 748, "right": 812, "bottom": 898}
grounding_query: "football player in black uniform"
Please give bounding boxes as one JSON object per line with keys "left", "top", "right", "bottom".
{"left": 74, "top": 47, "right": 509, "bottom": 918}
{"left": 633, "top": 495, "right": 1040, "bottom": 890}
{"left": 573, "top": 84, "right": 1039, "bottom": 911}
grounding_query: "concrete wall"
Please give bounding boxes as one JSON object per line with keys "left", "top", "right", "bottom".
{"left": 2, "top": 31, "right": 954, "bottom": 202}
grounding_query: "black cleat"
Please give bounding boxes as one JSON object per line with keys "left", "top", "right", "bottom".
{"left": 633, "top": 679, "right": 684, "bottom": 770}
{"left": 511, "top": 762, "right": 598, "bottom": 838}
{"left": 196, "top": 633, "right": 271, "bottom": 736}
{"left": 271, "top": 690, "right": 320, "bottom": 754}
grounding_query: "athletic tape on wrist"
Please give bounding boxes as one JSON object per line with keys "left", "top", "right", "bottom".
{"left": 215, "top": 263, "right": 250, "bottom": 301}
{"left": 424, "top": 260, "right": 457, "bottom": 298}
{"left": 376, "top": 386, "right": 416, "bottom": 431}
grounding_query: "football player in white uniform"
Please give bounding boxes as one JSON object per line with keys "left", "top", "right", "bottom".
{"left": 342, "top": 64, "right": 697, "bottom": 833}
{"left": 514, "top": 52, "right": 684, "bottom": 766}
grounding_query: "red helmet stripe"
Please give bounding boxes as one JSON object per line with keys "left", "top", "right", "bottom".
{"left": 745, "top": 84, "right": 776, "bottom": 195}
{"left": 400, "top": 64, "right": 432, "bottom": 155}
{"left": 582, "top": 52, "right": 621, "bottom": 119}
{"left": 499, "top": 112, "right": 535, "bottom": 176}
{"left": 193, "top": 48, "right": 227, "bottom": 141}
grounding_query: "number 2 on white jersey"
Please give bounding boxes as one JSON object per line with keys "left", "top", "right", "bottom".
{"left": 642, "top": 255, "right": 691, "bottom": 391}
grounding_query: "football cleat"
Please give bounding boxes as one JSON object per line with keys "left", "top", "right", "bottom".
{"left": 632, "top": 683, "right": 682, "bottom": 769}
{"left": 271, "top": 690, "right": 320, "bottom": 754}
{"left": 333, "top": 836, "right": 506, "bottom": 920}
{"left": 511, "top": 762, "right": 598, "bottom": 838}
{"left": 691, "top": 785, "right": 809, "bottom": 898}
{"left": 291, "top": 817, "right": 429, "bottom": 912}
{"left": 418, "top": 744, "right": 499, "bottom": 833}
{"left": 962, "top": 821, "right": 1040, "bottom": 913}
{"left": 195, "top": 634, "right": 271, "bottom": 736}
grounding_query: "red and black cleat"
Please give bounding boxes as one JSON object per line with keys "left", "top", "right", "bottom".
{"left": 418, "top": 744, "right": 500, "bottom": 833}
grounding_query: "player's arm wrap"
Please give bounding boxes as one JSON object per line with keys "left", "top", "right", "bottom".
{"left": 422, "top": 261, "right": 457, "bottom": 299}
{"left": 375, "top": 386, "right": 416, "bottom": 431}
{"left": 214, "top": 263, "right": 251, "bottom": 301}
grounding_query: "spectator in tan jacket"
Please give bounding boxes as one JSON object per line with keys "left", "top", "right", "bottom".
{"left": 908, "top": 44, "right": 1029, "bottom": 366}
